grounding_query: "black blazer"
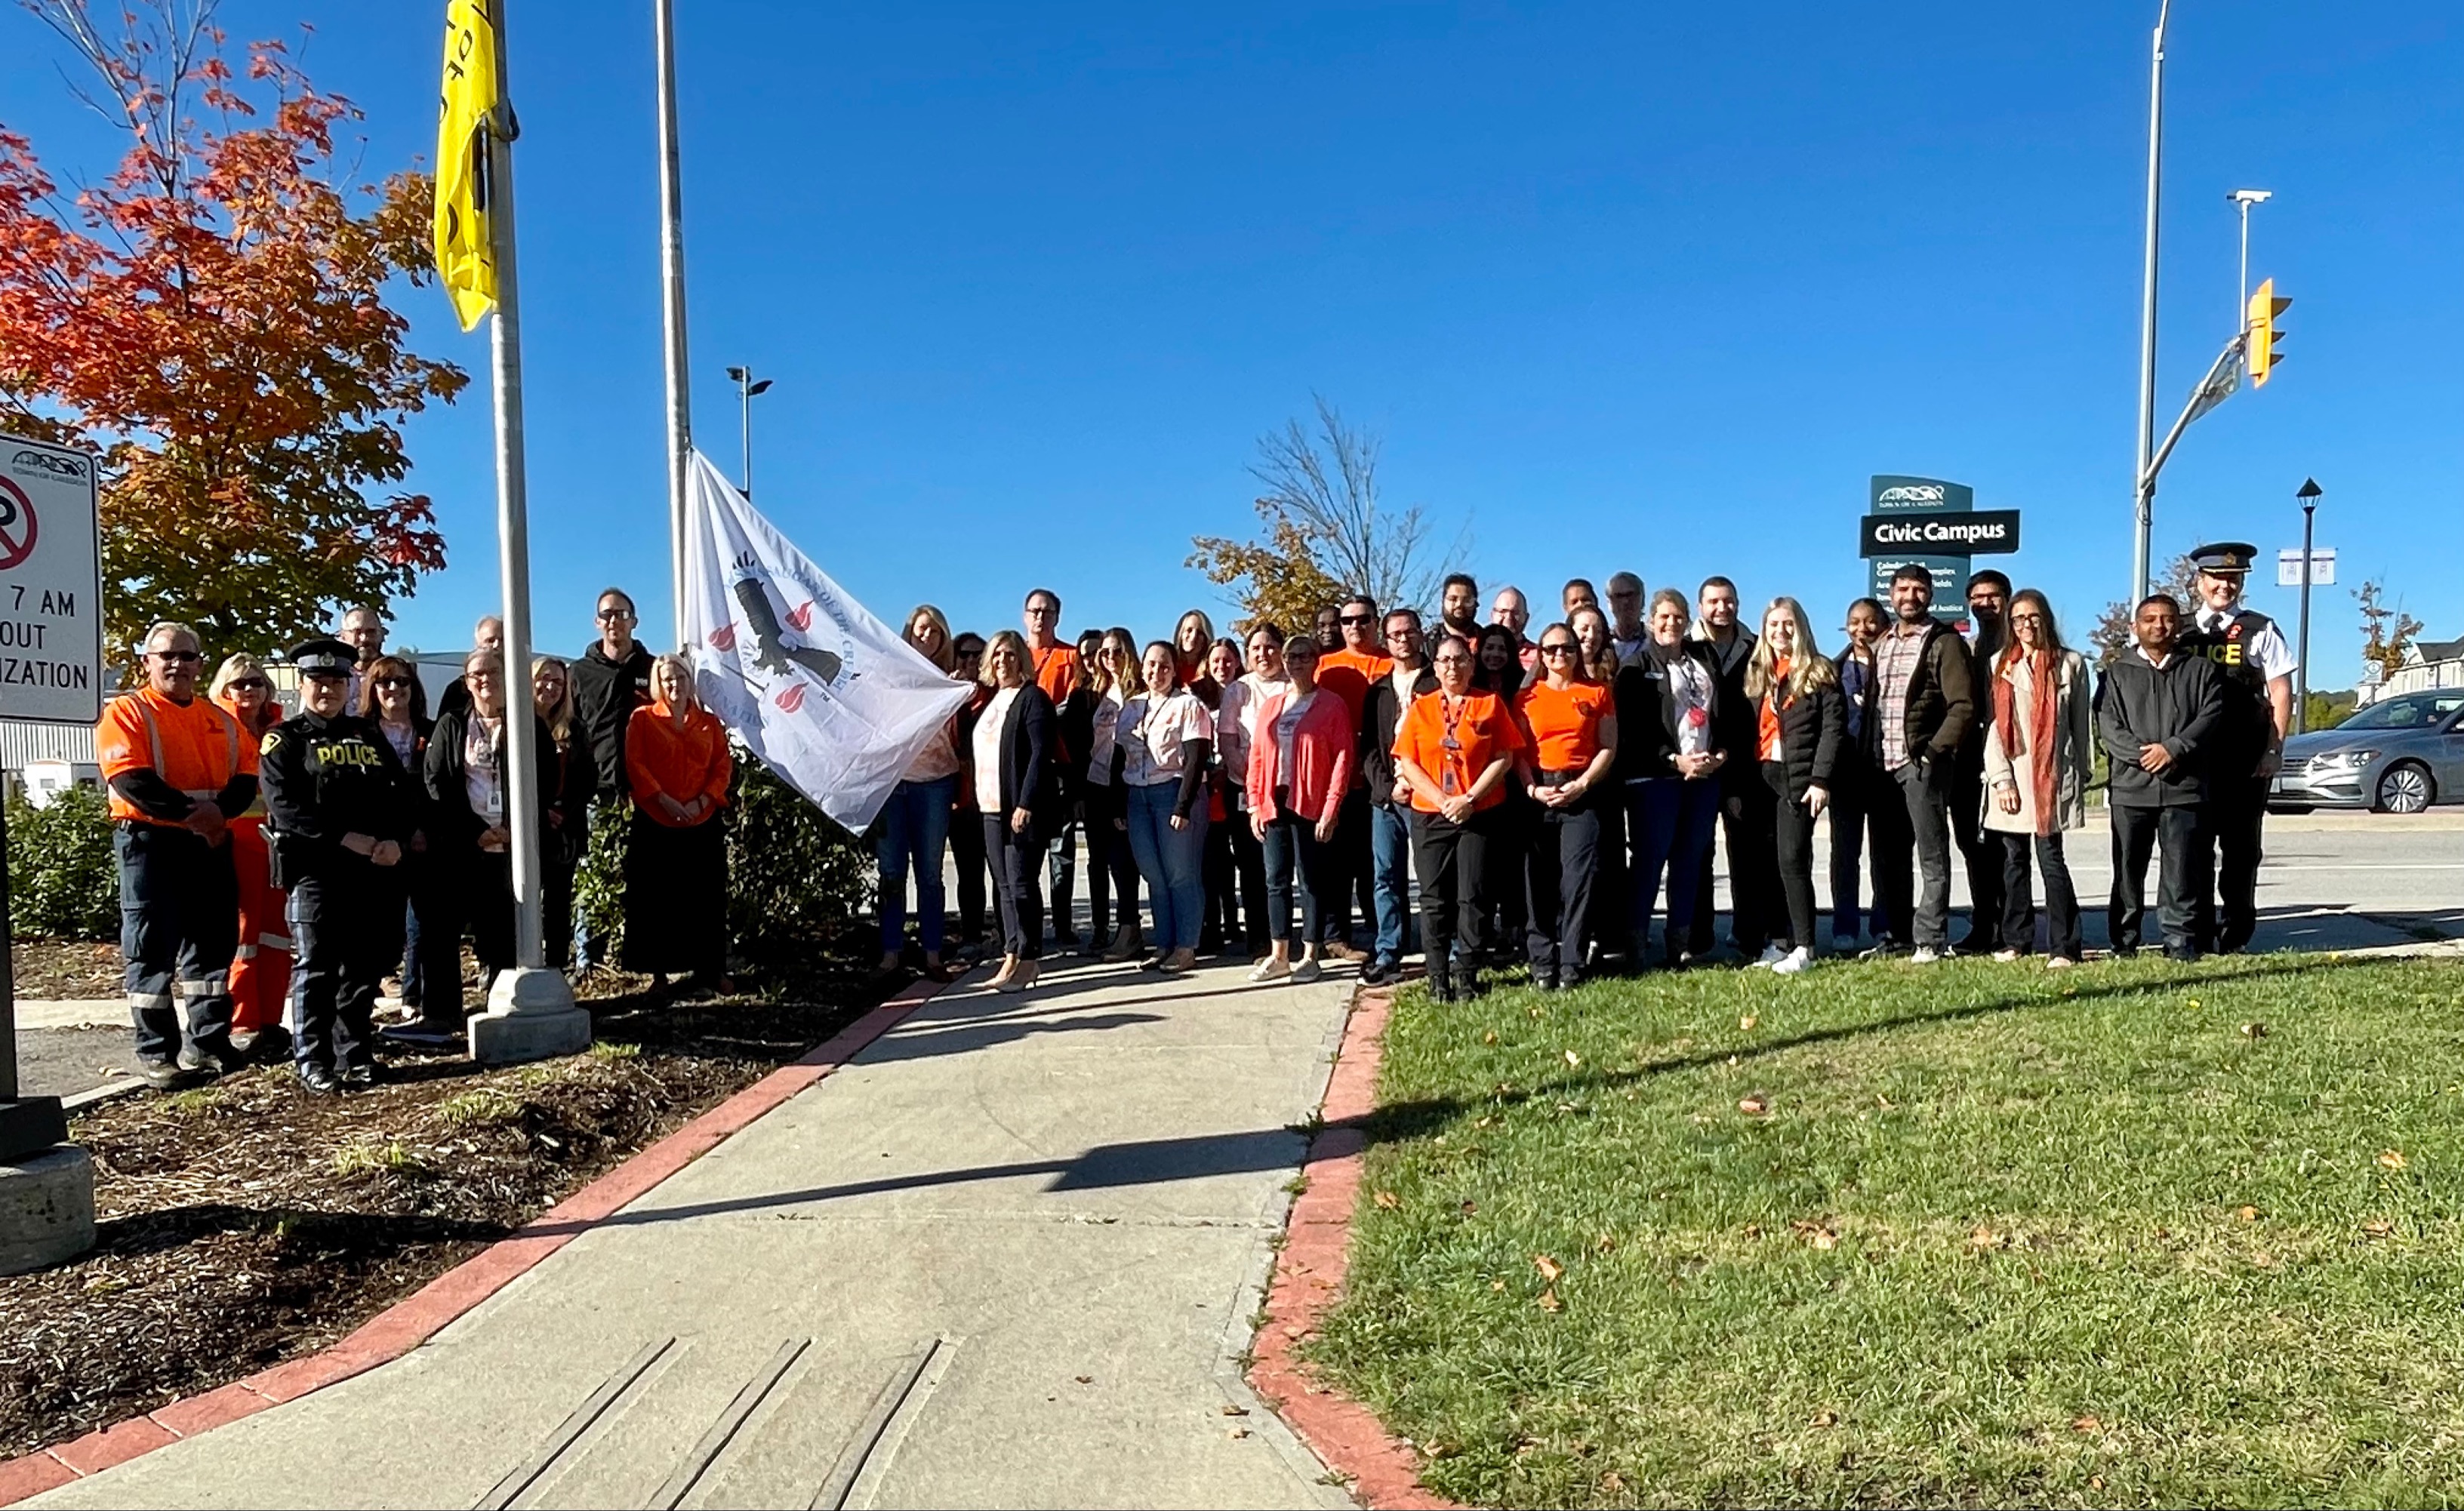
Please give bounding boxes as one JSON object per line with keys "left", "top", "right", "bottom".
{"left": 984, "top": 684, "right": 1059, "bottom": 839}
{"left": 1360, "top": 666, "right": 1439, "bottom": 806}
{"left": 1611, "top": 644, "right": 1725, "bottom": 783}
{"left": 545, "top": 723, "right": 599, "bottom": 865}
{"left": 424, "top": 708, "right": 561, "bottom": 856}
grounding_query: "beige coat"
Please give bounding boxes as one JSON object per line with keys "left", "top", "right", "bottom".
{"left": 1981, "top": 648, "right": 2093, "bottom": 835}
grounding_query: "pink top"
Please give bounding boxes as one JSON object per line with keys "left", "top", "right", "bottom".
{"left": 1244, "top": 686, "right": 1355, "bottom": 824}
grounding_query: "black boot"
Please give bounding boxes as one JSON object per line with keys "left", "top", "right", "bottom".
{"left": 1426, "top": 953, "right": 1452, "bottom": 1004}
{"left": 1456, "top": 958, "right": 1483, "bottom": 1000}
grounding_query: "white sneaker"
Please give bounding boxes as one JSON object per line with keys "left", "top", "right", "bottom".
{"left": 1248, "top": 957, "right": 1292, "bottom": 984}
{"left": 1292, "top": 956, "right": 1323, "bottom": 984}
{"left": 1773, "top": 946, "right": 1811, "bottom": 976}
{"left": 1991, "top": 948, "right": 2021, "bottom": 962}
{"left": 1750, "top": 944, "right": 1785, "bottom": 969}
{"left": 1910, "top": 947, "right": 1942, "bottom": 965}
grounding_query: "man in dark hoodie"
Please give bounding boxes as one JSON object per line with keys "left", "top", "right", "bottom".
{"left": 567, "top": 587, "right": 654, "bottom": 968}
{"left": 2096, "top": 592, "right": 2226, "bottom": 961}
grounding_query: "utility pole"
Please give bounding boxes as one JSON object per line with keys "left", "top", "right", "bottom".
{"left": 725, "top": 365, "right": 772, "bottom": 498}
{"left": 2131, "top": 0, "right": 2171, "bottom": 607}
{"left": 2229, "top": 189, "right": 2272, "bottom": 320}
{"left": 2296, "top": 477, "right": 2322, "bottom": 732}
{"left": 654, "top": 0, "right": 692, "bottom": 649}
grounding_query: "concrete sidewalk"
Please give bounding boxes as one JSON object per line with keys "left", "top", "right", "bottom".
{"left": 31, "top": 958, "right": 1359, "bottom": 1510}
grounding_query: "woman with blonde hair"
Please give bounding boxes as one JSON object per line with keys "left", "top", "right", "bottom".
{"left": 974, "top": 629, "right": 1058, "bottom": 992}
{"left": 532, "top": 654, "right": 597, "bottom": 974}
{"left": 1742, "top": 596, "right": 1843, "bottom": 974}
{"left": 875, "top": 606, "right": 963, "bottom": 982}
{"left": 624, "top": 653, "right": 734, "bottom": 996}
{"left": 1982, "top": 589, "right": 2092, "bottom": 965}
{"left": 210, "top": 654, "right": 290, "bottom": 1055}
{"left": 1173, "top": 610, "right": 1220, "bottom": 706}
{"left": 1082, "top": 626, "right": 1144, "bottom": 961}
{"left": 423, "top": 648, "right": 559, "bottom": 1020}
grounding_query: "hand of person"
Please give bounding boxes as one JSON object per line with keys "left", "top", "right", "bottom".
{"left": 1805, "top": 784, "right": 1830, "bottom": 818}
{"left": 658, "top": 792, "right": 691, "bottom": 821}
{"left": 1251, "top": 812, "right": 1267, "bottom": 842}
{"left": 1169, "top": 812, "right": 1187, "bottom": 832}
{"left": 1994, "top": 783, "right": 2021, "bottom": 815}
{"left": 1393, "top": 780, "right": 1412, "bottom": 807}
{"left": 1440, "top": 794, "right": 1474, "bottom": 823}
{"left": 1009, "top": 807, "right": 1030, "bottom": 834}
{"left": 2257, "top": 746, "right": 2283, "bottom": 780}
{"left": 1314, "top": 809, "right": 1339, "bottom": 842}
{"left": 479, "top": 825, "right": 509, "bottom": 853}
{"left": 547, "top": 810, "right": 565, "bottom": 829}
{"left": 183, "top": 802, "right": 226, "bottom": 842}
{"left": 1113, "top": 817, "right": 1128, "bottom": 832}
{"left": 2139, "top": 742, "right": 2173, "bottom": 773}
{"left": 1533, "top": 782, "right": 1565, "bottom": 809}
{"left": 370, "top": 839, "right": 402, "bottom": 867}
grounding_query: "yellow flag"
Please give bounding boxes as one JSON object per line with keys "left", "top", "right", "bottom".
{"left": 433, "top": 0, "right": 500, "bottom": 331}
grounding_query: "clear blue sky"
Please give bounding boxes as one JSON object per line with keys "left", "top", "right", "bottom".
{"left": 8, "top": 1, "right": 2459, "bottom": 686}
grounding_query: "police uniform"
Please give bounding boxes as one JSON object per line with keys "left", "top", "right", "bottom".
{"left": 260, "top": 639, "right": 419, "bottom": 1090}
{"left": 96, "top": 668, "right": 260, "bottom": 1076}
{"left": 2175, "top": 542, "right": 2296, "bottom": 952}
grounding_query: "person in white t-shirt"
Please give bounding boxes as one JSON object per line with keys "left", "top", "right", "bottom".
{"left": 1113, "top": 642, "right": 1217, "bottom": 974}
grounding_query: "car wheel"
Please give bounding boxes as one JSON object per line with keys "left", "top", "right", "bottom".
{"left": 2375, "top": 761, "right": 2435, "bottom": 815}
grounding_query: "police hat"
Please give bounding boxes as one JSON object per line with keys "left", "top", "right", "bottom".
{"left": 289, "top": 637, "right": 358, "bottom": 678}
{"left": 2189, "top": 541, "right": 2258, "bottom": 577}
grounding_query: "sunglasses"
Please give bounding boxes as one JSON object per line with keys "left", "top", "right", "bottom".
{"left": 374, "top": 675, "right": 413, "bottom": 689}
{"left": 1539, "top": 643, "right": 1578, "bottom": 657}
{"left": 596, "top": 608, "right": 635, "bottom": 622}
{"left": 151, "top": 650, "right": 202, "bottom": 663}
{"left": 226, "top": 677, "right": 270, "bottom": 691}
{"left": 1338, "top": 614, "right": 1375, "bottom": 626}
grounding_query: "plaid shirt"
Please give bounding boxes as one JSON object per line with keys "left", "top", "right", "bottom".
{"left": 1875, "top": 621, "right": 1932, "bottom": 771}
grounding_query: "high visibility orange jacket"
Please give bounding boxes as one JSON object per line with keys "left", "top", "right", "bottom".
{"left": 97, "top": 686, "right": 259, "bottom": 826}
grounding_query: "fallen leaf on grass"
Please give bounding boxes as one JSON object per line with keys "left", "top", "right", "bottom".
{"left": 2236, "top": 1205, "right": 2260, "bottom": 1223}
{"left": 1739, "top": 1014, "right": 1757, "bottom": 1030}
{"left": 1599, "top": 1472, "right": 1625, "bottom": 1493}
{"left": 1482, "top": 1030, "right": 1499, "bottom": 1044}
{"left": 1810, "top": 1409, "right": 1838, "bottom": 1428}
{"left": 1372, "top": 1190, "right": 1400, "bottom": 1210}
{"left": 1460, "top": 1200, "right": 1477, "bottom": 1216}
{"left": 2379, "top": 1149, "right": 2408, "bottom": 1171}
{"left": 1790, "top": 1220, "right": 1838, "bottom": 1251}
{"left": 1491, "top": 1279, "right": 1506, "bottom": 1291}
{"left": 2187, "top": 998, "right": 2201, "bottom": 1010}
{"left": 2071, "top": 1415, "right": 2101, "bottom": 1433}
{"left": 2240, "top": 1020, "right": 2267, "bottom": 1039}
{"left": 1564, "top": 1049, "right": 1582, "bottom": 1068}
{"left": 1875, "top": 1094, "right": 1893, "bottom": 1109}
{"left": 1967, "top": 1226, "right": 2004, "bottom": 1251}
{"left": 1594, "top": 1233, "right": 1618, "bottom": 1254}
{"left": 1075, "top": 1375, "right": 1094, "bottom": 1384}
{"left": 1739, "top": 1095, "right": 1769, "bottom": 1116}
{"left": 2362, "top": 1219, "right": 2395, "bottom": 1238}
{"left": 1538, "top": 1288, "right": 1563, "bottom": 1313}
{"left": 1535, "top": 1254, "right": 1565, "bottom": 1282}
{"left": 1221, "top": 1404, "right": 1249, "bottom": 1416}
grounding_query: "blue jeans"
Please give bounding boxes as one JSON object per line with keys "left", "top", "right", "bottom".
{"left": 876, "top": 774, "right": 958, "bottom": 955}
{"left": 1371, "top": 802, "right": 1414, "bottom": 964}
{"left": 1624, "top": 776, "right": 1720, "bottom": 957}
{"left": 1124, "top": 781, "right": 1209, "bottom": 951}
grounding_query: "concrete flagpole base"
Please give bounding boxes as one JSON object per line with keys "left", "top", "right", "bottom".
{"left": 0, "top": 1142, "right": 96, "bottom": 1275}
{"left": 467, "top": 966, "right": 593, "bottom": 1066}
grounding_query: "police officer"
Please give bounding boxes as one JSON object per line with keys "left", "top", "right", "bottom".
{"left": 96, "top": 620, "right": 259, "bottom": 1089}
{"left": 2175, "top": 542, "right": 2296, "bottom": 953}
{"left": 260, "top": 638, "right": 418, "bottom": 1094}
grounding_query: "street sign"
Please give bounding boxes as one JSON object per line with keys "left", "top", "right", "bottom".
{"left": 1866, "top": 475, "right": 1974, "bottom": 623}
{"left": 2278, "top": 546, "right": 2336, "bottom": 587}
{"left": 0, "top": 434, "right": 103, "bottom": 725}
{"left": 1860, "top": 509, "right": 2021, "bottom": 558}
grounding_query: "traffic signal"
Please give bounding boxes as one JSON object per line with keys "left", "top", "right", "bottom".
{"left": 2247, "top": 276, "right": 2290, "bottom": 387}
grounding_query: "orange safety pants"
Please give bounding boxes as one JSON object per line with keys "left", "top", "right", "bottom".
{"left": 227, "top": 817, "right": 293, "bottom": 1033}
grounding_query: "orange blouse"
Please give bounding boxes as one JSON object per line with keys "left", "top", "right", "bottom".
{"left": 625, "top": 699, "right": 733, "bottom": 826}
{"left": 1515, "top": 680, "right": 1610, "bottom": 772}
{"left": 1393, "top": 688, "right": 1525, "bottom": 815}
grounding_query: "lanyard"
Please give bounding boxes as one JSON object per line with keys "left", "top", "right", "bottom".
{"left": 1439, "top": 694, "right": 1471, "bottom": 795}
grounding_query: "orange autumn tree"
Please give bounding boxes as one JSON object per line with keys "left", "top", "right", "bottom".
{"left": 0, "top": 0, "right": 465, "bottom": 665}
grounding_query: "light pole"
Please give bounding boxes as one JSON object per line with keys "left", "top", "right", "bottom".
{"left": 2295, "top": 476, "right": 2322, "bottom": 732}
{"left": 2131, "top": 0, "right": 2172, "bottom": 606}
{"left": 2228, "top": 189, "right": 2272, "bottom": 322}
{"left": 725, "top": 365, "right": 772, "bottom": 497}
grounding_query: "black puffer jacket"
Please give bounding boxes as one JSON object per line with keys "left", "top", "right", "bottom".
{"left": 1757, "top": 677, "right": 1844, "bottom": 802}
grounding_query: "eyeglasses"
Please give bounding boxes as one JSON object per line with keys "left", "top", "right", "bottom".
{"left": 1538, "top": 643, "right": 1578, "bottom": 657}
{"left": 226, "top": 677, "right": 270, "bottom": 691}
{"left": 1024, "top": 604, "right": 1057, "bottom": 618}
{"left": 150, "top": 650, "right": 202, "bottom": 663}
{"left": 1433, "top": 654, "right": 1473, "bottom": 666}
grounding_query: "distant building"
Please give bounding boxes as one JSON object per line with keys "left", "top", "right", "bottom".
{"left": 2359, "top": 634, "right": 2464, "bottom": 707}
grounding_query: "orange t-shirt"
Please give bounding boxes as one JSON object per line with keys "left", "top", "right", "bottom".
{"left": 1516, "top": 679, "right": 1610, "bottom": 772}
{"left": 625, "top": 700, "right": 734, "bottom": 826}
{"left": 1757, "top": 659, "right": 1791, "bottom": 762}
{"left": 1316, "top": 646, "right": 1394, "bottom": 734}
{"left": 1393, "top": 689, "right": 1526, "bottom": 814}
{"left": 1030, "top": 643, "right": 1081, "bottom": 706}
{"left": 97, "top": 687, "right": 258, "bottom": 825}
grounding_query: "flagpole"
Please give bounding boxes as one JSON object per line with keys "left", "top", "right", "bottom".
{"left": 654, "top": 0, "right": 692, "bottom": 650}
{"left": 469, "top": 0, "right": 587, "bottom": 1061}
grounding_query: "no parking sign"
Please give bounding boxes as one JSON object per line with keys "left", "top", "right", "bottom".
{"left": 0, "top": 434, "right": 103, "bottom": 725}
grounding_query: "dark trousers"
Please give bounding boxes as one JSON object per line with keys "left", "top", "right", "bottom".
{"left": 1331, "top": 786, "right": 1373, "bottom": 944}
{"left": 1626, "top": 777, "right": 1719, "bottom": 958}
{"left": 117, "top": 822, "right": 239, "bottom": 1062}
{"left": 1081, "top": 782, "right": 1140, "bottom": 943}
{"left": 1484, "top": 793, "right": 1529, "bottom": 953}
{"left": 1828, "top": 762, "right": 1882, "bottom": 942}
{"left": 1762, "top": 762, "right": 1818, "bottom": 952}
{"left": 1523, "top": 801, "right": 1600, "bottom": 977}
{"left": 1692, "top": 777, "right": 1766, "bottom": 952}
{"left": 2210, "top": 776, "right": 2266, "bottom": 952}
{"left": 1046, "top": 814, "right": 1079, "bottom": 948}
{"left": 400, "top": 847, "right": 464, "bottom": 1029}
{"left": 1409, "top": 808, "right": 1490, "bottom": 966}
{"left": 622, "top": 814, "right": 728, "bottom": 981}
{"left": 989, "top": 814, "right": 1046, "bottom": 960}
{"left": 544, "top": 848, "right": 578, "bottom": 974}
{"left": 1998, "top": 829, "right": 2082, "bottom": 960}
{"left": 1873, "top": 759, "right": 1954, "bottom": 949}
{"left": 950, "top": 806, "right": 989, "bottom": 947}
{"left": 2109, "top": 802, "right": 2212, "bottom": 954}
{"left": 1589, "top": 792, "right": 1627, "bottom": 959}
{"left": 1225, "top": 788, "right": 1270, "bottom": 955}
{"left": 1200, "top": 789, "right": 1240, "bottom": 950}
{"left": 1950, "top": 750, "right": 2004, "bottom": 946}
{"left": 1262, "top": 810, "right": 1337, "bottom": 946}
{"left": 288, "top": 871, "right": 395, "bottom": 1072}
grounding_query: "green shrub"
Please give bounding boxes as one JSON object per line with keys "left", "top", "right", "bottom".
{"left": 7, "top": 786, "right": 119, "bottom": 940}
{"left": 573, "top": 794, "right": 627, "bottom": 965}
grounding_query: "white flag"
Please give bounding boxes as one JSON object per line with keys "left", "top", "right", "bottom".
{"left": 681, "top": 451, "right": 972, "bottom": 830}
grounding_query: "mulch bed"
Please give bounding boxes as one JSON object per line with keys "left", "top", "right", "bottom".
{"left": 11, "top": 939, "right": 124, "bottom": 1002}
{"left": 0, "top": 973, "right": 890, "bottom": 1460}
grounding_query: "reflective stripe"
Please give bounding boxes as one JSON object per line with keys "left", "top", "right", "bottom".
{"left": 258, "top": 932, "right": 293, "bottom": 952}
{"left": 133, "top": 696, "right": 242, "bottom": 793}
{"left": 176, "top": 974, "right": 229, "bottom": 997}
{"left": 234, "top": 943, "right": 257, "bottom": 961}
{"left": 127, "top": 991, "right": 173, "bottom": 1012}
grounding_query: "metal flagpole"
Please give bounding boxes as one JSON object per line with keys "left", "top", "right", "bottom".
{"left": 2131, "top": 0, "right": 2169, "bottom": 608}
{"left": 655, "top": 0, "right": 693, "bottom": 649}
{"left": 470, "top": 0, "right": 586, "bottom": 1057}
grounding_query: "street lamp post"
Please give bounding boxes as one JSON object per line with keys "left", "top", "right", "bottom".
{"left": 724, "top": 365, "right": 773, "bottom": 497}
{"left": 2296, "top": 476, "right": 2322, "bottom": 733}
{"left": 2229, "top": 189, "right": 2272, "bottom": 322}
{"left": 2131, "top": 0, "right": 2171, "bottom": 607}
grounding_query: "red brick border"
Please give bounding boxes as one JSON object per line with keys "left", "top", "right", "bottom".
{"left": 1249, "top": 986, "right": 1460, "bottom": 1510}
{"left": 0, "top": 976, "right": 951, "bottom": 1505}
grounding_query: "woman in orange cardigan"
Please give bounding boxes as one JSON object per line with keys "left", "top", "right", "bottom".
{"left": 624, "top": 654, "right": 734, "bottom": 994}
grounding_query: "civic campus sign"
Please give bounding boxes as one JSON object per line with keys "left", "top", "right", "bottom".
{"left": 1860, "top": 509, "right": 2022, "bottom": 555}
{"left": 1865, "top": 475, "right": 1976, "bottom": 623}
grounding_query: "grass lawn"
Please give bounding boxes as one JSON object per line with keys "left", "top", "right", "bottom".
{"left": 1309, "top": 952, "right": 2464, "bottom": 1508}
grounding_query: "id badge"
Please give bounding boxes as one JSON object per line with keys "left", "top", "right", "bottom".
{"left": 1441, "top": 765, "right": 1461, "bottom": 796}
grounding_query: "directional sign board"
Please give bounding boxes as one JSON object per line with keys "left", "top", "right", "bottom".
{"left": 0, "top": 434, "right": 103, "bottom": 725}
{"left": 2278, "top": 547, "right": 2336, "bottom": 588}
{"left": 1865, "top": 475, "right": 1974, "bottom": 624}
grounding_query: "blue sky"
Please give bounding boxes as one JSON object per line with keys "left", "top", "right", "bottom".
{"left": 8, "top": 1, "right": 2458, "bottom": 685}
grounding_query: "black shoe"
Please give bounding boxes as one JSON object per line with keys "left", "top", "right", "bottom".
{"left": 1531, "top": 962, "right": 1560, "bottom": 992}
{"left": 1953, "top": 931, "right": 1994, "bottom": 956}
{"left": 231, "top": 1024, "right": 293, "bottom": 1063}
{"left": 1456, "top": 964, "right": 1483, "bottom": 999}
{"left": 341, "top": 1061, "right": 377, "bottom": 1090}
{"left": 2163, "top": 943, "right": 2203, "bottom": 964}
{"left": 1362, "top": 958, "right": 1394, "bottom": 986}
{"left": 177, "top": 1041, "right": 239, "bottom": 1079}
{"left": 136, "top": 1055, "right": 187, "bottom": 1091}
{"left": 297, "top": 1062, "right": 342, "bottom": 1095}
{"left": 1426, "top": 958, "right": 1452, "bottom": 1004}
{"left": 1557, "top": 966, "right": 1584, "bottom": 992}
{"left": 380, "top": 1022, "right": 460, "bottom": 1051}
